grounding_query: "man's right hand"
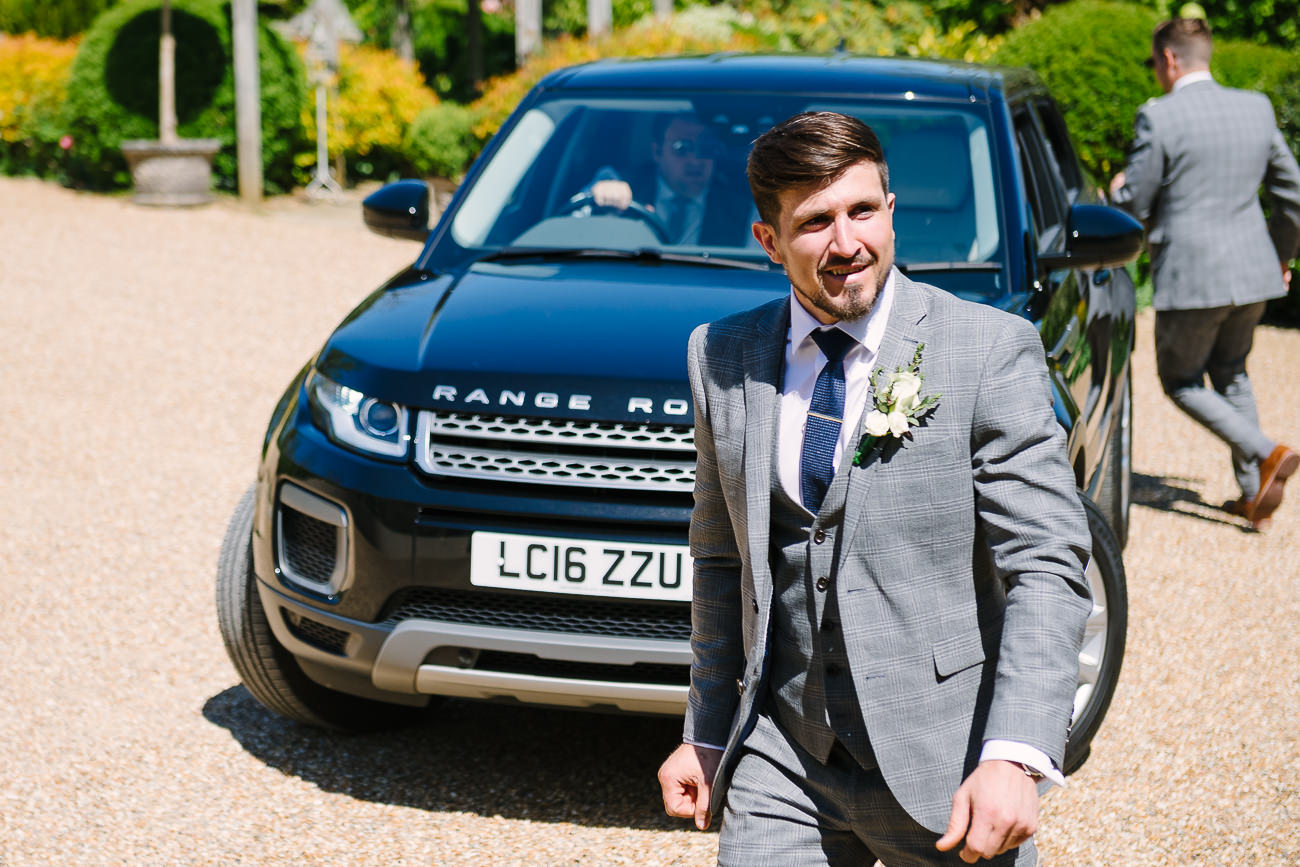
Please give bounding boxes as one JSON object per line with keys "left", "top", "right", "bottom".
{"left": 658, "top": 742, "right": 723, "bottom": 830}
{"left": 591, "top": 179, "right": 634, "bottom": 211}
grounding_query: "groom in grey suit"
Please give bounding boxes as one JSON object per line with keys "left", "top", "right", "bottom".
{"left": 1109, "top": 17, "right": 1300, "bottom": 530}
{"left": 657, "top": 112, "right": 1092, "bottom": 864}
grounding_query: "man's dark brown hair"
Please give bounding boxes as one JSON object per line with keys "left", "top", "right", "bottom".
{"left": 746, "top": 111, "right": 889, "bottom": 226}
{"left": 1152, "top": 17, "right": 1213, "bottom": 67}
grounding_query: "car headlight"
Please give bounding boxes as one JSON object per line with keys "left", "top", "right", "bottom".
{"left": 307, "top": 372, "right": 410, "bottom": 459}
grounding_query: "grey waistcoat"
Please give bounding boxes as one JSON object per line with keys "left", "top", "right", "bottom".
{"left": 761, "top": 438, "right": 876, "bottom": 770}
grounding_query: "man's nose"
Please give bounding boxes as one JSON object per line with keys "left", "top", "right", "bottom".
{"left": 828, "top": 214, "right": 861, "bottom": 256}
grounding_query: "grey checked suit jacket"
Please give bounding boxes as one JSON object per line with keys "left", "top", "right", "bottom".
{"left": 1111, "top": 79, "right": 1300, "bottom": 311}
{"left": 683, "top": 272, "right": 1092, "bottom": 833}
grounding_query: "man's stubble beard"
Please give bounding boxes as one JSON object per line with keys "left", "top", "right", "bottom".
{"left": 806, "top": 248, "right": 893, "bottom": 323}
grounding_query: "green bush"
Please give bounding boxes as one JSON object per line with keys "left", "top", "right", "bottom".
{"left": 403, "top": 101, "right": 475, "bottom": 179}
{"left": 993, "top": 0, "right": 1161, "bottom": 181}
{"left": 0, "top": 0, "right": 117, "bottom": 39}
{"left": 60, "top": 0, "right": 308, "bottom": 192}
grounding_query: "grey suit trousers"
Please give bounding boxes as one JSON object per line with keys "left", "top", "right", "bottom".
{"left": 718, "top": 714, "right": 1035, "bottom": 867}
{"left": 1154, "top": 302, "right": 1274, "bottom": 497}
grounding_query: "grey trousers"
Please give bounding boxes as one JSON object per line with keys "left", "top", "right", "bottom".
{"left": 1154, "top": 302, "right": 1275, "bottom": 498}
{"left": 718, "top": 714, "right": 1035, "bottom": 867}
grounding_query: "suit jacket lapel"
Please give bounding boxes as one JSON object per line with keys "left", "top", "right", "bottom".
{"left": 742, "top": 297, "right": 789, "bottom": 596}
{"left": 840, "top": 273, "right": 928, "bottom": 547}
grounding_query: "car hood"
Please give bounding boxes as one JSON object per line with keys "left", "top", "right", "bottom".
{"left": 315, "top": 258, "right": 788, "bottom": 423}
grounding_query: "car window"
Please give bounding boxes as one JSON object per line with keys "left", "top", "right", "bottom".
{"left": 442, "top": 92, "right": 1006, "bottom": 298}
{"left": 1013, "top": 107, "right": 1068, "bottom": 253}
{"left": 1033, "top": 100, "right": 1084, "bottom": 200}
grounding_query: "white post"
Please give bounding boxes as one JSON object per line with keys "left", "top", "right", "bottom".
{"left": 159, "top": 0, "right": 177, "bottom": 145}
{"left": 515, "top": 0, "right": 541, "bottom": 66}
{"left": 232, "top": 0, "right": 262, "bottom": 203}
{"left": 588, "top": 0, "right": 612, "bottom": 39}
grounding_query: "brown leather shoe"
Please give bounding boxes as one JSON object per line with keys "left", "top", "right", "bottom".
{"left": 1248, "top": 444, "right": 1300, "bottom": 524}
{"left": 1223, "top": 496, "right": 1272, "bottom": 531}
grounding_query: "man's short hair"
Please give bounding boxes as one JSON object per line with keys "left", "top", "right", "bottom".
{"left": 746, "top": 111, "right": 889, "bottom": 226}
{"left": 1153, "top": 17, "right": 1213, "bottom": 67}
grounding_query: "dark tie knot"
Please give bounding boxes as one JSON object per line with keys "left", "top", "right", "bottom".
{"left": 810, "top": 327, "right": 856, "bottom": 365}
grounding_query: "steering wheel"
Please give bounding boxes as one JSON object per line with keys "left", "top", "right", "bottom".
{"left": 558, "top": 192, "right": 671, "bottom": 243}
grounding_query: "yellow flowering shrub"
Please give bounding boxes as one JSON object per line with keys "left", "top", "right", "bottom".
{"left": 299, "top": 41, "right": 438, "bottom": 181}
{"left": 0, "top": 33, "right": 77, "bottom": 175}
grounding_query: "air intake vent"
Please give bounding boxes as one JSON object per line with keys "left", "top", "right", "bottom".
{"left": 276, "top": 482, "right": 349, "bottom": 596}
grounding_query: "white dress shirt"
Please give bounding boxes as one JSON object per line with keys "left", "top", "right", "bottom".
{"left": 1172, "top": 69, "right": 1214, "bottom": 92}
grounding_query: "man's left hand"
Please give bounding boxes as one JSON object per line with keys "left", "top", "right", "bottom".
{"left": 935, "top": 760, "right": 1039, "bottom": 862}
{"left": 1108, "top": 171, "right": 1126, "bottom": 199}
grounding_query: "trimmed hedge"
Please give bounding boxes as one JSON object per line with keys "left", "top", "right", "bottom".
{"left": 0, "top": 0, "right": 116, "bottom": 39}
{"left": 0, "top": 33, "right": 78, "bottom": 178}
{"left": 993, "top": 0, "right": 1162, "bottom": 181}
{"left": 60, "top": 0, "right": 308, "bottom": 193}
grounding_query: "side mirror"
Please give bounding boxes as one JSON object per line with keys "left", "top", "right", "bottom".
{"left": 362, "top": 179, "right": 431, "bottom": 242}
{"left": 1039, "top": 204, "right": 1143, "bottom": 272}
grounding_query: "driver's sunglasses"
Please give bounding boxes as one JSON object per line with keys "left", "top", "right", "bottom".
{"left": 669, "top": 138, "right": 722, "bottom": 159}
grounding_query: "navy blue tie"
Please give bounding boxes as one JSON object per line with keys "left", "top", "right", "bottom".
{"left": 800, "top": 327, "right": 857, "bottom": 513}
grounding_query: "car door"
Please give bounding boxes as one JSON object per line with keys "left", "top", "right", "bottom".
{"left": 1013, "top": 98, "right": 1104, "bottom": 475}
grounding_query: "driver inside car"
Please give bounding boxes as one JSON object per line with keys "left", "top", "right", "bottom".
{"left": 577, "top": 112, "right": 754, "bottom": 247}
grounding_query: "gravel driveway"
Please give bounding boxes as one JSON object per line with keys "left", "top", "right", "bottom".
{"left": 2, "top": 176, "right": 1297, "bottom": 865}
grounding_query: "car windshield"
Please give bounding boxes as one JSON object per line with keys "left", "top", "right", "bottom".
{"left": 442, "top": 92, "right": 1006, "bottom": 298}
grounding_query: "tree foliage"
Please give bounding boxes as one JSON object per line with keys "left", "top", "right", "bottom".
{"left": 993, "top": 0, "right": 1161, "bottom": 179}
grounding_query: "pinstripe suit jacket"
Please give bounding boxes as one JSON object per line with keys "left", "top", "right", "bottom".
{"left": 1111, "top": 79, "right": 1300, "bottom": 311}
{"left": 683, "top": 272, "right": 1092, "bottom": 833}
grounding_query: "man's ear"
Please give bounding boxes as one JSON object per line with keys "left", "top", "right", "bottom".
{"left": 886, "top": 192, "right": 896, "bottom": 214}
{"left": 752, "top": 221, "right": 782, "bottom": 264}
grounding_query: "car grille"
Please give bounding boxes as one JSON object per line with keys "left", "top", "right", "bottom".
{"left": 414, "top": 411, "right": 697, "bottom": 493}
{"left": 379, "top": 587, "right": 692, "bottom": 642}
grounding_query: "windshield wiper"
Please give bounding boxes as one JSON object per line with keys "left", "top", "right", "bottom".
{"left": 476, "top": 246, "right": 778, "bottom": 272}
{"left": 898, "top": 261, "right": 1003, "bottom": 273}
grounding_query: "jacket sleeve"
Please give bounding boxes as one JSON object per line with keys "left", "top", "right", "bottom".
{"left": 1265, "top": 125, "right": 1300, "bottom": 263}
{"left": 682, "top": 324, "right": 745, "bottom": 747}
{"left": 970, "top": 316, "right": 1093, "bottom": 765}
{"left": 1111, "top": 105, "right": 1163, "bottom": 229}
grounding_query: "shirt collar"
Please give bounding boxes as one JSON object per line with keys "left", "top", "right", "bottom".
{"left": 1172, "top": 70, "right": 1214, "bottom": 92}
{"left": 656, "top": 176, "right": 705, "bottom": 206}
{"left": 788, "top": 267, "right": 896, "bottom": 356}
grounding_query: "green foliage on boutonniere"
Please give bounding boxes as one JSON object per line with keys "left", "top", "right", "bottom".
{"left": 852, "top": 343, "right": 942, "bottom": 466}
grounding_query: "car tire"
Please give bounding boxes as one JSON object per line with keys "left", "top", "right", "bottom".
{"left": 215, "top": 485, "right": 426, "bottom": 732}
{"left": 1096, "top": 369, "right": 1132, "bottom": 549}
{"left": 1063, "top": 493, "right": 1128, "bottom": 776}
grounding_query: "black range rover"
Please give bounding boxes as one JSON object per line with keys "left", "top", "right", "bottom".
{"left": 217, "top": 54, "right": 1139, "bottom": 774}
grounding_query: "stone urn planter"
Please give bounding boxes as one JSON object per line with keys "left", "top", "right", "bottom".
{"left": 121, "top": 138, "right": 221, "bottom": 206}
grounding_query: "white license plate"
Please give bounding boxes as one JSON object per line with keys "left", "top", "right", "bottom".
{"left": 469, "top": 531, "right": 692, "bottom": 602}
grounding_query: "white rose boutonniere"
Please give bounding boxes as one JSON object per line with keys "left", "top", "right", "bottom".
{"left": 852, "top": 343, "right": 941, "bottom": 466}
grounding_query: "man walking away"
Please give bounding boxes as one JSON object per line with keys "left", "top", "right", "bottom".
{"left": 1109, "top": 17, "right": 1300, "bottom": 530}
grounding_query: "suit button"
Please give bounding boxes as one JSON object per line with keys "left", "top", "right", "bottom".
{"left": 815, "top": 576, "right": 829, "bottom": 592}
{"left": 751, "top": 598, "right": 759, "bottom": 614}
{"left": 737, "top": 679, "right": 744, "bottom": 695}
{"left": 813, "top": 529, "right": 827, "bottom": 544}
{"left": 823, "top": 619, "right": 838, "bottom": 633}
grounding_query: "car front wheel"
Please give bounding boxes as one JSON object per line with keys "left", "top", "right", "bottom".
{"left": 215, "top": 485, "right": 427, "bottom": 732}
{"left": 1063, "top": 493, "right": 1128, "bottom": 775}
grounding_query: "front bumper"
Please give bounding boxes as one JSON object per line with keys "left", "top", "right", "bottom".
{"left": 253, "top": 395, "right": 694, "bottom": 715}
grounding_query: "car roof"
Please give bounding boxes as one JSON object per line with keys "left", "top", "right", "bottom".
{"left": 537, "top": 53, "right": 1042, "bottom": 105}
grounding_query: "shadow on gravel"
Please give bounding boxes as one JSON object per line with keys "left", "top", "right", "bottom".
{"left": 203, "top": 686, "right": 696, "bottom": 831}
{"left": 1132, "top": 470, "right": 1248, "bottom": 530}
